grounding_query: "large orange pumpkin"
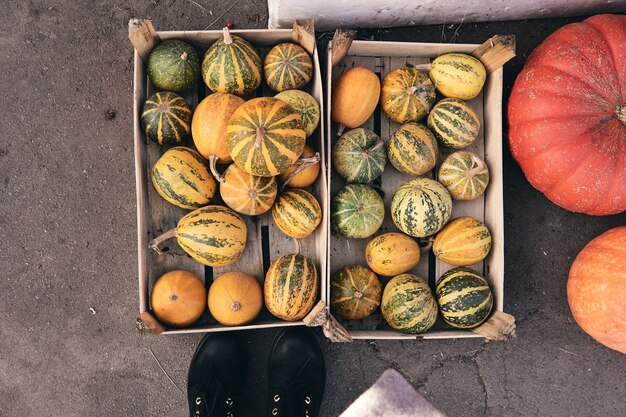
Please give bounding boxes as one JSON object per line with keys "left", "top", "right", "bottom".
{"left": 208, "top": 272, "right": 263, "bottom": 326}
{"left": 508, "top": 14, "right": 626, "bottom": 216}
{"left": 151, "top": 270, "right": 206, "bottom": 327}
{"left": 567, "top": 226, "right": 626, "bottom": 354}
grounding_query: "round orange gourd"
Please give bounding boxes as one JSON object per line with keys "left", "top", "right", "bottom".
{"left": 192, "top": 93, "right": 244, "bottom": 163}
{"left": 567, "top": 226, "right": 626, "bottom": 354}
{"left": 365, "top": 232, "right": 421, "bottom": 276}
{"left": 331, "top": 66, "right": 381, "bottom": 130}
{"left": 208, "top": 272, "right": 263, "bottom": 326}
{"left": 279, "top": 144, "right": 320, "bottom": 188}
{"left": 218, "top": 164, "right": 278, "bottom": 215}
{"left": 151, "top": 270, "right": 206, "bottom": 327}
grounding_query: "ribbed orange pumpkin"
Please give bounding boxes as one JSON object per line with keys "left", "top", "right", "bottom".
{"left": 331, "top": 66, "right": 381, "bottom": 130}
{"left": 218, "top": 164, "right": 278, "bottom": 216}
{"left": 151, "top": 270, "right": 206, "bottom": 328}
{"left": 208, "top": 272, "right": 263, "bottom": 326}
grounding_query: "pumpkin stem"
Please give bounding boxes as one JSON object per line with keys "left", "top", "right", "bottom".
{"left": 280, "top": 152, "right": 321, "bottom": 192}
{"left": 223, "top": 27, "right": 233, "bottom": 45}
{"left": 617, "top": 105, "right": 626, "bottom": 126}
{"left": 337, "top": 124, "right": 346, "bottom": 136}
{"left": 208, "top": 155, "right": 225, "bottom": 183}
{"left": 467, "top": 154, "right": 486, "bottom": 178}
{"left": 231, "top": 301, "right": 241, "bottom": 312}
{"left": 292, "top": 237, "right": 302, "bottom": 255}
{"left": 149, "top": 228, "right": 178, "bottom": 254}
{"left": 406, "top": 85, "right": 419, "bottom": 95}
{"left": 418, "top": 236, "right": 434, "bottom": 252}
{"left": 254, "top": 127, "right": 266, "bottom": 148}
{"left": 354, "top": 291, "right": 363, "bottom": 299}
{"left": 180, "top": 51, "right": 188, "bottom": 61}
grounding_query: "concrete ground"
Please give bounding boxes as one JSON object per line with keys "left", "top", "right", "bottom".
{"left": 1, "top": 1, "right": 624, "bottom": 416}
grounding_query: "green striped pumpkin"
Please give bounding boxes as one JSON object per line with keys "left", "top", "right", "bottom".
{"left": 428, "top": 98, "right": 480, "bottom": 149}
{"left": 381, "top": 274, "right": 438, "bottom": 334}
{"left": 264, "top": 43, "right": 313, "bottom": 92}
{"left": 332, "top": 185, "right": 385, "bottom": 239}
{"left": 381, "top": 67, "right": 436, "bottom": 123}
{"left": 429, "top": 53, "right": 486, "bottom": 100}
{"left": 176, "top": 205, "right": 247, "bottom": 267}
{"left": 436, "top": 267, "right": 493, "bottom": 328}
{"left": 264, "top": 254, "right": 319, "bottom": 321}
{"left": 391, "top": 178, "right": 452, "bottom": 238}
{"left": 271, "top": 189, "right": 322, "bottom": 239}
{"left": 201, "top": 28, "right": 262, "bottom": 97}
{"left": 226, "top": 97, "right": 306, "bottom": 177}
{"left": 438, "top": 151, "right": 489, "bottom": 200}
{"left": 433, "top": 217, "right": 491, "bottom": 266}
{"left": 388, "top": 123, "right": 439, "bottom": 175}
{"left": 332, "top": 128, "right": 386, "bottom": 184}
{"left": 275, "top": 90, "right": 320, "bottom": 138}
{"left": 331, "top": 265, "right": 382, "bottom": 320}
{"left": 147, "top": 40, "right": 200, "bottom": 93}
{"left": 151, "top": 147, "right": 216, "bottom": 209}
{"left": 141, "top": 92, "right": 192, "bottom": 146}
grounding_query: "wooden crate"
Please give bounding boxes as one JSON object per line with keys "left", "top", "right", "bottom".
{"left": 323, "top": 35, "right": 515, "bottom": 341}
{"left": 129, "top": 20, "right": 328, "bottom": 335}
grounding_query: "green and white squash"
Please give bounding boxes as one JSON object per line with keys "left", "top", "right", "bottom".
{"left": 264, "top": 43, "right": 313, "bottom": 92}
{"left": 275, "top": 90, "right": 320, "bottom": 138}
{"left": 141, "top": 92, "right": 192, "bottom": 146}
{"left": 332, "top": 185, "right": 384, "bottom": 239}
{"left": 388, "top": 122, "right": 439, "bottom": 175}
{"left": 437, "top": 151, "right": 489, "bottom": 200}
{"left": 428, "top": 98, "right": 480, "bottom": 149}
{"left": 381, "top": 273, "right": 438, "bottom": 334}
{"left": 391, "top": 178, "right": 452, "bottom": 238}
{"left": 436, "top": 267, "right": 493, "bottom": 328}
{"left": 332, "top": 128, "right": 386, "bottom": 184}
{"left": 147, "top": 40, "right": 200, "bottom": 93}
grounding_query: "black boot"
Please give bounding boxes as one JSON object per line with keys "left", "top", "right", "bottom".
{"left": 187, "top": 333, "right": 248, "bottom": 417}
{"left": 267, "top": 327, "right": 326, "bottom": 417}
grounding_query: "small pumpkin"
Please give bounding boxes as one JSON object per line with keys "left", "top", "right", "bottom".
{"left": 433, "top": 217, "right": 491, "bottom": 266}
{"left": 332, "top": 128, "right": 386, "bottom": 184}
{"left": 332, "top": 185, "right": 385, "bottom": 239}
{"left": 438, "top": 151, "right": 489, "bottom": 201}
{"left": 147, "top": 40, "right": 200, "bottom": 93}
{"left": 226, "top": 97, "right": 306, "bottom": 177}
{"left": 275, "top": 90, "right": 320, "bottom": 137}
{"left": 331, "top": 265, "right": 382, "bottom": 320}
{"left": 391, "top": 178, "right": 452, "bottom": 238}
{"left": 151, "top": 147, "right": 216, "bottom": 210}
{"left": 436, "top": 267, "right": 493, "bottom": 329}
{"left": 387, "top": 122, "right": 438, "bottom": 175}
{"left": 365, "top": 232, "right": 421, "bottom": 276}
{"left": 428, "top": 98, "right": 480, "bottom": 149}
{"left": 265, "top": 254, "right": 319, "bottom": 321}
{"left": 272, "top": 189, "right": 322, "bottom": 239}
{"left": 331, "top": 66, "right": 381, "bottom": 130}
{"left": 191, "top": 93, "right": 245, "bottom": 163}
{"left": 381, "top": 67, "right": 435, "bottom": 123}
{"left": 218, "top": 164, "right": 277, "bottom": 216}
{"left": 264, "top": 43, "right": 313, "bottom": 92}
{"left": 429, "top": 53, "right": 486, "bottom": 100}
{"left": 279, "top": 144, "right": 320, "bottom": 188}
{"left": 151, "top": 270, "right": 206, "bottom": 328}
{"left": 208, "top": 271, "right": 263, "bottom": 326}
{"left": 141, "top": 92, "right": 192, "bottom": 146}
{"left": 381, "top": 273, "right": 438, "bottom": 334}
{"left": 202, "top": 27, "right": 262, "bottom": 97}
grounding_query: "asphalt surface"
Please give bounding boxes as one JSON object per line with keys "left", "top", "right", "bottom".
{"left": 1, "top": 1, "right": 624, "bottom": 416}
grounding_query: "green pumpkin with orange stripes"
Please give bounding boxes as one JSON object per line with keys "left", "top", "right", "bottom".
{"left": 141, "top": 92, "right": 192, "bottom": 145}
{"left": 264, "top": 43, "right": 313, "bottom": 92}
{"left": 226, "top": 97, "right": 306, "bottom": 177}
{"left": 147, "top": 40, "right": 200, "bottom": 93}
{"left": 381, "top": 273, "right": 437, "bottom": 334}
{"left": 388, "top": 122, "right": 439, "bottom": 175}
{"left": 271, "top": 189, "right": 322, "bottom": 239}
{"left": 435, "top": 267, "right": 493, "bottom": 328}
{"left": 381, "top": 67, "right": 435, "bottom": 123}
{"left": 331, "top": 265, "right": 382, "bottom": 320}
{"left": 202, "top": 28, "right": 262, "bottom": 97}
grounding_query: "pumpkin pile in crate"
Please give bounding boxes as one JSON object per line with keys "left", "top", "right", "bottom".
{"left": 142, "top": 27, "right": 323, "bottom": 329}
{"left": 329, "top": 52, "right": 495, "bottom": 335}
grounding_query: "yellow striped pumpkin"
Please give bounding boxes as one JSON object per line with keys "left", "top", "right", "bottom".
{"left": 219, "top": 164, "right": 277, "bottom": 216}
{"left": 381, "top": 67, "right": 436, "bottom": 123}
{"left": 264, "top": 43, "right": 313, "bottom": 92}
{"left": 428, "top": 98, "right": 480, "bottom": 149}
{"left": 141, "top": 92, "right": 192, "bottom": 146}
{"left": 381, "top": 274, "right": 438, "bottom": 334}
{"left": 365, "top": 232, "right": 421, "bottom": 276}
{"left": 176, "top": 205, "right": 247, "bottom": 267}
{"left": 429, "top": 54, "right": 486, "bottom": 100}
{"left": 272, "top": 189, "right": 322, "bottom": 239}
{"left": 330, "top": 265, "right": 382, "bottom": 320}
{"left": 226, "top": 97, "right": 306, "bottom": 177}
{"left": 264, "top": 254, "right": 319, "bottom": 321}
{"left": 436, "top": 267, "right": 493, "bottom": 328}
{"left": 438, "top": 151, "right": 489, "bottom": 200}
{"left": 191, "top": 93, "right": 244, "bottom": 163}
{"left": 433, "top": 217, "right": 492, "bottom": 266}
{"left": 151, "top": 147, "right": 216, "bottom": 209}
{"left": 388, "top": 122, "right": 439, "bottom": 175}
{"left": 201, "top": 28, "right": 262, "bottom": 97}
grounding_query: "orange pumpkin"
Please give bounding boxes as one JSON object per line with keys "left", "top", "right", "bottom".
{"left": 567, "top": 226, "right": 626, "bottom": 354}
{"left": 208, "top": 272, "right": 263, "bottom": 326}
{"left": 331, "top": 66, "right": 381, "bottom": 130}
{"left": 279, "top": 144, "right": 320, "bottom": 188}
{"left": 151, "top": 270, "right": 206, "bottom": 327}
